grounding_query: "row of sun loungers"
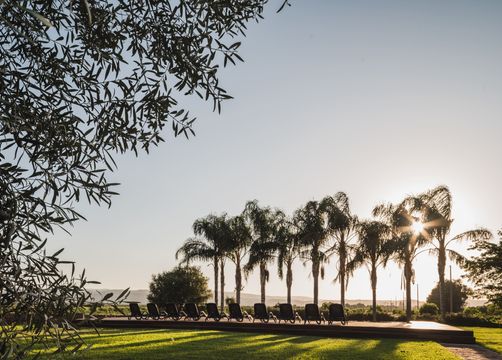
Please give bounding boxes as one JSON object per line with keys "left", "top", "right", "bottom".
{"left": 129, "top": 302, "right": 347, "bottom": 325}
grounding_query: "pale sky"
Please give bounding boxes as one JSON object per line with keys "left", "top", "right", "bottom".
{"left": 49, "top": 0, "right": 502, "bottom": 303}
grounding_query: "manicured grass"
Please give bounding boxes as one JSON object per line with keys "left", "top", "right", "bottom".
{"left": 34, "top": 328, "right": 460, "bottom": 359}
{"left": 462, "top": 327, "right": 502, "bottom": 354}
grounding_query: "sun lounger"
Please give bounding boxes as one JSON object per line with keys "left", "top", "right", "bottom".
{"left": 162, "top": 303, "right": 186, "bottom": 321}
{"left": 327, "top": 303, "right": 347, "bottom": 325}
{"left": 184, "top": 303, "right": 207, "bottom": 321}
{"left": 253, "top": 303, "right": 277, "bottom": 323}
{"left": 128, "top": 302, "right": 147, "bottom": 320}
{"left": 304, "top": 303, "right": 326, "bottom": 324}
{"left": 205, "top": 302, "right": 229, "bottom": 321}
{"left": 228, "top": 303, "right": 253, "bottom": 322}
{"left": 146, "top": 303, "right": 164, "bottom": 320}
{"left": 278, "top": 303, "right": 302, "bottom": 324}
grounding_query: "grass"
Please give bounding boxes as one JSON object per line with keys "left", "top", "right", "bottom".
{"left": 462, "top": 327, "right": 502, "bottom": 354}
{"left": 33, "top": 328, "right": 460, "bottom": 360}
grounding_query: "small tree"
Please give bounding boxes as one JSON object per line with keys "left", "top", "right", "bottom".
{"left": 462, "top": 230, "right": 502, "bottom": 308}
{"left": 426, "top": 280, "right": 472, "bottom": 313}
{"left": 147, "top": 266, "right": 211, "bottom": 305}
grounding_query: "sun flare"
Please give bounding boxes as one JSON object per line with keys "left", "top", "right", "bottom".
{"left": 411, "top": 220, "right": 424, "bottom": 234}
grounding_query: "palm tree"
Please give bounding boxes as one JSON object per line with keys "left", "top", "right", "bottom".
{"left": 244, "top": 200, "right": 284, "bottom": 304}
{"left": 347, "top": 220, "right": 394, "bottom": 321}
{"left": 294, "top": 197, "right": 333, "bottom": 305}
{"left": 275, "top": 216, "right": 301, "bottom": 304}
{"left": 224, "top": 215, "right": 252, "bottom": 304}
{"left": 176, "top": 214, "right": 227, "bottom": 309}
{"left": 412, "top": 185, "right": 492, "bottom": 320}
{"left": 325, "top": 192, "right": 358, "bottom": 307}
{"left": 373, "top": 200, "right": 428, "bottom": 322}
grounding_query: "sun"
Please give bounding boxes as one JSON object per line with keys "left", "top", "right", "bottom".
{"left": 411, "top": 220, "right": 424, "bottom": 234}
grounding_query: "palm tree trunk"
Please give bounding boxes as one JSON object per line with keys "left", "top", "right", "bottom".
{"left": 286, "top": 261, "right": 293, "bottom": 304}
{"left": 405, "top": 258, "right": 413, "bottom": 322}
{"left": 214, "top": 258, "right": 219, "bottom": 306}
{"left": 220, "top": 259, "right": 225, "bottom": 311}
{"left": 438, "top": 241, "right": 446, "bottom": 320}
{"left": 259, "top": 261, "right": 266, "bottom": 304}
{"left": 340, "top": 246, "right": 346, "bottom": 307}
{"left": 235, "top": 256, "right": 242, "bottom": 304}
{"left": 312, "top": 258, "right": 320, "bottom": 305}
{"left": 371, "top": 263, "right": 377, "bottom": 322}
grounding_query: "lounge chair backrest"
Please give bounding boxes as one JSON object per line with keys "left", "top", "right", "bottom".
{"left": 206, "top": 303, "right": 220, "bottom": 318}
{"left": 164, "top": 303, "right": 179, "bottom": 317}
{"left": 129, "top": 303, "right": 142, "bottom": 317}
{"left": 147, "top": 303, "right": 160, "bottom": 317}
{"left": 253, "top": 303, "right": 269, "bottom": 320}
{"left": 184, "top": 303, "right": 200, "bottom": 318}
{"left": 305, "top": 303, "right": 321, "bottom": 320}
{"left": 328, "top": 303, "right": 345, "bottom": 320}
{"left": 279, "top": 303, "right": 294, "bottom": 320}
{"left": 229, "top": 303, "right": 243, "bottom": 319}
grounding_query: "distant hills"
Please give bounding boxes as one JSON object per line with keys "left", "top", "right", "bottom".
{"left": 87, "top": 288, "right": 485, "bottom": 307}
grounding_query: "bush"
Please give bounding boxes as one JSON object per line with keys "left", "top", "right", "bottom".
{"left": 147, "top": 266, "right": 212, "bottom": 305}
{"left": 444, "top": 313, "right": 501, "bottom": 327}
{"left": 420, "top": 303, "right": 439, "bottom": 316}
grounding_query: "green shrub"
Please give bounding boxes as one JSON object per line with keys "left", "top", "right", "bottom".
{"left": 419, "top": 303, "right": 439, "bottom": 316}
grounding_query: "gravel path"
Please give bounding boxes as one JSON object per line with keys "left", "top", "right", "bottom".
{"left": 442, "top": 343, "right": 502, "bottom": 360}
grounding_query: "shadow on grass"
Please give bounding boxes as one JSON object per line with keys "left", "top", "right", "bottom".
{"left": 39, "top": 328, "right": 459, "bottom": 360}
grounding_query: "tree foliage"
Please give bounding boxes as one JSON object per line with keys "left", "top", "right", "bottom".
{"left": 426, "top": 279, "right": 472, "bottom": 313}
{"left": 147, "top": 266, "right": 211, "bottom": 305}
{"left": 462, "top": 230, "right": 502, "bottom": 308}
{"left": 411, "top": 185, "right": 491, "bottom": 319}
{"left": 1, "top": 0, "right": 286, "bottom": 357}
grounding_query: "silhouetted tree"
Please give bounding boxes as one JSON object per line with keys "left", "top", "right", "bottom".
{"left": 412, "top": 186, "right": 492, "bottom": 319}
{"left": 325, "top": 192, "right": 358, "bottom": 307}
{"left": 274, "top": 215, "right": 301, "bottom": 304}
{"left": 176, "top": 214, "right": 228, "bottom": 309}
{"left": 294, "top": 197, "right": 333, "bottom": 305}
{"left": 148, "top": 266, "right": 211, "bottom": 305}
{"left": 462, "top": 229, "right": 502, "bottom": 308}
{"left": 224, "top": 215, "right": 252, "bottom": 304}
{"left": 347, "top": 220, "right": 394, "bottom": 321}
{"left": 373, "top": 200, "right": 428, "bottom": 322}
{"left": 244, "top": 200, "right": 284, "bottom": 304}
{"left": 426, "top": 279, "right": 472, "bottom": 313}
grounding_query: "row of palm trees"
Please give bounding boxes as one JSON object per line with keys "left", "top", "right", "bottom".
{"left": 176, "top": 186, "right": 492, "bottom": 322}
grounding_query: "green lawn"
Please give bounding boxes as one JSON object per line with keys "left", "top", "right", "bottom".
{"left": 35, "top": 328, "right": 460, "bottom": 360}
{"left": 462, "top": 327, "right": 502, "bottom": 354}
